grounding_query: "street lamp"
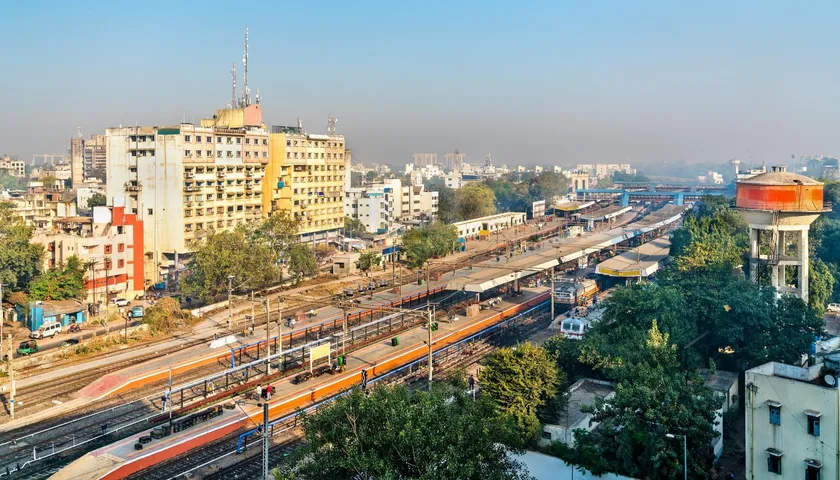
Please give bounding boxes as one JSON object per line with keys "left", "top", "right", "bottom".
{"left": 666, "top": 433, "right": 687, "bottom": 480}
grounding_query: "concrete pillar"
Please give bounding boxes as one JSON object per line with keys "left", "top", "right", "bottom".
{"left": 778, "top": 231, "right": 786, "bottom": 288}
{"left": 749, "top": 228, "right": 759, "bottom": 283}
{"left": 799, "top": 229, "right": 809, "bottom": 301}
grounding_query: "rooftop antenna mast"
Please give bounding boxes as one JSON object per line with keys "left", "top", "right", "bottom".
{"left": 328, "top": 115, "right": 337, "bottom": 135}
{"left": 230, "top": 62, "right": 237, "bottom": 108}
{"left": 76, "top": 127, "right": 83, "bottom": 138}
{"left": 241, "top": 25, "right": 250, "bottom": 107}
{"left": 485, "top": 153, "right": 492, "bottom": 167}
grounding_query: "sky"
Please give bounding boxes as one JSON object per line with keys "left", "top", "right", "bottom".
{"left": 2, "top": 1, "right": 840, "bottom": 169}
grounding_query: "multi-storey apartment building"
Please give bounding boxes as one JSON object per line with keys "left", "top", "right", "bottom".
{"left": 0, "top": 155, "right": 25, "bottom": 177}
{"left": 412, "top": 153, "right": 437, "bottom": 167}
{"left": 105, "top": 104, "right": 268, "bottom": 285}
{"left": 444, "top": 150, "right": 464, "bottom": 173}
{"left": 746, "top": 361, "right": 834, "bottom": 480}
{"left": 70, "top": 134, "right": 107, "bottom": 186}
{"left": 4, "top": 182, "right": 77, "bottom": 229}
{"left": 32, "top": 205, "right": 144, "bottom": 304}
{"left": 265, "top": 125, "right": 346, "bottom": 244}
{"left": 344, "top": 183, "right": 396, "bottom": 234}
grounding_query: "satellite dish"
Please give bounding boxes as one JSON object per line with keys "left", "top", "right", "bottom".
{"left": 824, "top": 374, "right": 836, "bottom": 387}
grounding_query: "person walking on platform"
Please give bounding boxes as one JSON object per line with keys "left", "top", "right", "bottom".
{"left": 266, "top": 385, "right": 273, "bottom": 400}
{"left": 256, "top": 384, "right": 262, "bottom": 401}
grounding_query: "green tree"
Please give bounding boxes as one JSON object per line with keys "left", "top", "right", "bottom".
{"left": 670, "top": 197, "right": 747, "bottom": 272}
{"left": 479, "top": 342, "right": 563, "bottom": 441}
{"left": 287, "top": 243, "right": 317, "bottom": 283}
{"left": 241, "top": 213, "right": 300, "bottom": 263}
{"left": 295, "top": 385, "right": 529, "bottom": 480}
{"left": 810, "top": 258, "right": 835, "bottom": 315}
{"left": 569, "top": 322, "right": 721, "bottom": 479}
{"left": 29, "top": 255, "right": 86, "bottom": 301}
{"left": 528, "top": 171, "right": 567, "bottom": 204}
{"left": 0, "top": 202, "right": 44, "bottom": 292}
{"left": 0, "top": 173, "right": 23, "bottom": 190}
{"left": 365, "top": 170, "right": 378, "bottom": 182}
{"left": 612, "top": 170, "right": 650, "bottom": 183}
{"left": 86, "top": 192, "right": 107, "bottom": 209}
{"left": 431, "top": 185, "right": 458, "bottom": 223}
{"left": 343, "top": 216, "right": 367, "bottom": 238}
{"left": 455, "top": 183, "right": 496, "bottom": 220}
{"left": 357, "top": 250, "right": 381, "bottom": 276}
{"left": 401, "top": 222, "right": 458, "bottom": 269}
{"left": 182, "top": 230, "right": 279, "bottom": 302}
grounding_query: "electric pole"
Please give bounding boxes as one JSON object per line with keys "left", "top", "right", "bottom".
{"left": 426, "top": 262, "right": 433, "bottom": 389}
{"left": 8, "top": 334, "right": 15, "bottom": 421}
{"left": 262, "top": 401, "right": 269, "bottom": 480}
{"left": 265, "top": 297, "right": 271, "bottom": 375}
{"left": 550, "top": 268, "right": 555, "bottom": 320}
{"left": 227, "top": 275, "right": 234, "bottom": 330}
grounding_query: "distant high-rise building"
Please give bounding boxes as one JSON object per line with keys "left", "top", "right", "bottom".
{"left": 70, "top": 134, "right": 107, "bottom": 186}
{"left": 412, "top": 153, "right": 437, "bottom": 167}
{"left": 444, "top": 149, "right": 464, "bottom": 172}
{"left": 105, "top": 104, "right": 269, "bottom": 285}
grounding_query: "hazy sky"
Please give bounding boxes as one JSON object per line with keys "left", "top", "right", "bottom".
{"left": 3, "top": 1, "right": 840, "bottom": 168}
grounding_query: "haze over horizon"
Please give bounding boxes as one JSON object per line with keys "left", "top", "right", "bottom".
{"left": 3, "top": 1, "right": 840, "bottom": 167}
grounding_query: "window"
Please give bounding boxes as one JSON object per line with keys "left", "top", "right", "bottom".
{"left": 195, "top": 135, "right": 201, "bottom": 143}
{"left": 117, "top": 259, "right": 124, "bottom": 268}
{"left": 217, "top": 150, "right": 223, "bottom": 157}
{"left": 206, "top": 136, "right": 211, "bottom": 143}
{"left": 807, "top": 466, "right": 821, "bottom": 480}
{"left": 217, "top": 137, "right": 222, "bottom": 144}
{"left": 185, "top": 135, "right": 191, "bottom": 142}
{"left": 185, "top": 150, "right": 191, "bottom": 156}
{"left": 769, "top": 405, "right": 781, "bottom": 425}
{"left": 104, "top": 245, "right": 112, "bottom": 254}
{"left": 807, "top": 411, "right": 821, "bottom": 436}
{"left": 245, "top": 138, "right": 250, "bottom": 144}
{"left": 236, "top": 137, "right": 241, "bottom": 144}
{"left": 766, "top": 449, "right": 782, "bottom": 474}
{"left": 207, "top": 150, "right": 212, "bottom": 157}
{"left": 118, "top": 243, "right": 125, "bottom": 252}
{"left": 147, "top": 208, "right": 154, "bottom": 216}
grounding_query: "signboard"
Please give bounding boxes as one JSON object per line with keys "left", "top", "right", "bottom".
{"left": 531, "top": 200, "right": 546, "bottom": 220}
{"left": 309, "top": 342, "right": 331, "bottom": 373}
{"left": 597, "top": 267, "right": 642, "bottom": 277}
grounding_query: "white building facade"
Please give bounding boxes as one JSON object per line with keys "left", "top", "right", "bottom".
{"left": 746, "top": 361, "right": 835, "bottom": 480}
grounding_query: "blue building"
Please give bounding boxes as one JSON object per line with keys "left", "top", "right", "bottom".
{"left": 22, "top": 300, "right": 87, "bottom": 331}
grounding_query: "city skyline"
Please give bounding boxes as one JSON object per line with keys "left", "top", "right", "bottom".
{"left": 3, "top": 1, "right": 840, "bottom": 166}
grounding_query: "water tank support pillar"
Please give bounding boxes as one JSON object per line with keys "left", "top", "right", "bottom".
{"left": 799, "top": 229, "right": 809, "bottom": 301}
{"left": 749, "top": 228, "right": 759, "bottom": 283}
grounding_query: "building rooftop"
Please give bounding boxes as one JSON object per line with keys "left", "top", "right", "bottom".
{"left": 699, "top": 369, "right": 738, "bottom": 392}
{"left": 738, "top": 170, "right": 822, "bottom": 186}
{"left": 33, "top": 300, "right": 86, "bottom": 316}
{"left": 555, "top": 379, "right": 614, "bottom": 427}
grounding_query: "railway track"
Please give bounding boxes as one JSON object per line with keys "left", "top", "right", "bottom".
{"left": 133, "top": 305, "right": 556, "bottom": 480}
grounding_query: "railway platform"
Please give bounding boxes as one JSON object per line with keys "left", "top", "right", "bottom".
{"left": 52, "top": 288, "right": 551, "bottom": 480}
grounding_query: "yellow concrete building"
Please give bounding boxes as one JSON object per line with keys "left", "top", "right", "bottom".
{"left": 265, "top": 125, "right": 346, "bottom": 244}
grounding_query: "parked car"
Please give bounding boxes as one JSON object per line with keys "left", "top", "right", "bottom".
{"left": 61, "top": 338, "right": 80, "bottom": 348}
{"left": 111, "top": 298, "right": 131, "bottom": 308}
{"left": 828, "top": 303, "right": 840, "bottom": 314}
{"left": 130, "top": 306, "right": 144, "bottom": 318}
{"left": 17, "top": 340, "right": 38, "bottom": 356}
{"left": 30, "top": 321, "right": 62, "bottom": 339}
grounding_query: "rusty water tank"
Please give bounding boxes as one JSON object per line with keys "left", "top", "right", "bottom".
{"left": 736, "top": 165, "right": 825, "bottom": 212}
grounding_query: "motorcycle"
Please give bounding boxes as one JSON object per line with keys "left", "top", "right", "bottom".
{"left": 67, "top": 323, "right": 81, "bottom": 333}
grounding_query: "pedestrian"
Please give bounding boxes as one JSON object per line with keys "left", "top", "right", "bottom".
{"left": 468, "top": 375, "right": 476, "bottom": 397}
{"left": 100, "top": 423, "right": 108, "bottom": 436}
{"left": 361, "top": 369, "right": 367, "bottom": 389}
{"left": 161, "top": 395, "right": 168, "bottom": 412}
{"left": 266, "top": 385, "right": 273, "bottom": 400}
{"left": 256, "top": 384, "right": 262, "bottom": 400}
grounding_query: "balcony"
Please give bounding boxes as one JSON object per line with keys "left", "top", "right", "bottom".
{"left": 185, "top": 201, "right": 193, "bottom": 207}
{"left": 245, "top": 171, "right": 254, "bottom": 177}
{"left": 185, "top": 172, "right": 195, "bottom": 179}
{"left": 184, "top": 185, "right": 200, "bottom": 192}
{"left": 245, "top": 185, "right": 253, "bottom": 190}
{"left": 125, "top": 181, "right": 142, "bottom": 192}
{"left": 216, "top": 185, "right": 226, "bottom": 191}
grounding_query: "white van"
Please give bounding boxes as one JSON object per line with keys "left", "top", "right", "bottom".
{"left": 828, "top": 303, "right": 840, "bottom": 314}
{"left": 31, "top": 321, "right": 62, "bottom": 339}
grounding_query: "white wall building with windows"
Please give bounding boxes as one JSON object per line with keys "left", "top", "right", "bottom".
{"left": 746, "top": 361, "right": 834, "bottom": 480}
